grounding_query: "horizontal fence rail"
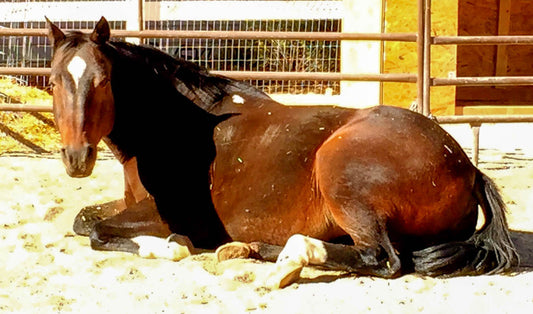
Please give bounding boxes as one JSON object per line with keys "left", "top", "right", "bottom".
{"left": 0, "top": 28, "right": 418, "bottom": 42}
{"left": 0, "top": 103, "right": 52, "bottom": 112}
{"left": 432, "top": 76, "right": 533, "bottom": 87}
{"left": 0, "top": 67, "right": 418, "bottom": 83}
{"left": 0, "top": 67, "right": 50, "bottom": 76}
{"left": 433, "top": 35, "right": 533, "bottom": 45}
{"left": 437, "top": 115, "right": 533, "bottom": 124}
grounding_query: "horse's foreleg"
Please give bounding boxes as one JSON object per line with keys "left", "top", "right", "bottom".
{"left": 90, "top": 230, "right": 192, "bottom": 261}
{"left": 88, "top": 198, "right": 193, "bottom": 261}
{"left": 73, "top": 157, "right": 150, "bottom": 236}
{"left": 73, "top": 199, "right": 126, "bottom": 236}
{"left": 122, "top": 157, "right": 150, "bottom": 206}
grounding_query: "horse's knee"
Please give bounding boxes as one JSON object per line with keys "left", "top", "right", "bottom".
{"left": 89, "top": 221, "right": 108, "bottom": 248}
{"left": 89, "top": 220, "right": 138, "bottom": 254}
{"left": 74, "top": 199, "right": 126, "bottom": 236}
{"left": 89, "top": 221, "right": 130, "bottom": 252}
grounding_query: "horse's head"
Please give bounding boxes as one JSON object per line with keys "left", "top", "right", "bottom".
{"left": 47, "top": 17, "right": 115, "bottom": 177}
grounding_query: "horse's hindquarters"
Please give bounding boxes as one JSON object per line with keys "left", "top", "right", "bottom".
{"left": 314, "top": 106, "right": 479, "bottom": 249}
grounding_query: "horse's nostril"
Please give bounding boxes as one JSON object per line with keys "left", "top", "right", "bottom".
{"left": 86, "top": 145, "right": 95, "bottom": 158}
{"left": 60, "top": 147, "right": 73, "bottom": 165}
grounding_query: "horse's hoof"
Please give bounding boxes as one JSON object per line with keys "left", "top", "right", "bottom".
{"left": 216, "top": 242, "right": 252, "bottom": 261}
{"left": 265, "top": 262, "right": 303, "bottom": 289}
{"left": 134, "top": 235, "right": 191, "bottom": 261}
{"left": 167, "top": 234, "right": 195, "bottom": 254}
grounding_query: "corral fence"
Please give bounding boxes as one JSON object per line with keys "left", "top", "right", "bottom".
{"left": 0, "top": 0, "right": 533, "bottom": 165}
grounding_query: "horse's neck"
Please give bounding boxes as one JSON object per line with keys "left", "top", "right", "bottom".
{"left": 105, "top": 50, "right": 166, "bottom": 159}
{"left": 106, "top": 46, "right": 233, "bottom": 157}
{"left": 102, "top": 136, "right": 129, "bottom": 164}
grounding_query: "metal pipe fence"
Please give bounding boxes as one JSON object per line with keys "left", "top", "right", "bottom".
{"left": 1, "top": 0, "right": 533, "bottom": 162}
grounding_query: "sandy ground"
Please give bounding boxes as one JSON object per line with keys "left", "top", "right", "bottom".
{"left": 1, "top": 123, "right": 533, "bottom": 313}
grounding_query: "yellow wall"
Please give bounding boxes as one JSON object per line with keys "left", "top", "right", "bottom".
{"left": 383, "top": 0, "right": 457, "bottom": 115}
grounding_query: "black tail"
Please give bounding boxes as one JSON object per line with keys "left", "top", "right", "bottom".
{"left": 413, "top": 171, "right": 519, "bottom": 276}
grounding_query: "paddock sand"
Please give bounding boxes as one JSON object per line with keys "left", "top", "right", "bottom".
{"left": 1, "top": 125, "right": 533, "bottom": 313}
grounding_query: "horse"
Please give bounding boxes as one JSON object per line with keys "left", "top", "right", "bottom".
{"left": 46, "top": 17, "right": 518, "bottom": 287}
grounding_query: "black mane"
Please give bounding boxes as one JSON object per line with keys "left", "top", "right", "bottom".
{"left": 105, "top": 40, "right": 270, "bottom": 113}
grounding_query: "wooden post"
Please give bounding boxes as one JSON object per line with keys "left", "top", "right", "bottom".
{"left": 496, "top": 0, "right": 511, "bottom": 76}
{"left": 422, "top": 0, "right": 431, "bottom": 116}
{"left": 341, "top": 0, "right": 383, "bottom": 108}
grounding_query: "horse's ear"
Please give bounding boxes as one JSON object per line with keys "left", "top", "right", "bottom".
{"left": 90, "top": 17, "right": 110, "bottom": 45}
{"left": 46, "top": 17, "right": 65, "bottom": 49}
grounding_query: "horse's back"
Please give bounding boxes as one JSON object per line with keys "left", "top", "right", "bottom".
{"left": 315, "top": 105, "right": 479, "bottom": 248}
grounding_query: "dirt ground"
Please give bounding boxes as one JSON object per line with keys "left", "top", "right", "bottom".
{"left": 1, "top": 124, "right": 533, "bottom": 313}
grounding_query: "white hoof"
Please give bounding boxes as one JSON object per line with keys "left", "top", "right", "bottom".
{"left": 132, "top": 235, "right": 191, "bottom": 261}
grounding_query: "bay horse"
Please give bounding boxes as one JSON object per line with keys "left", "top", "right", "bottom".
{"left": 47, "top": 18, "right": 518, "bottom": 287}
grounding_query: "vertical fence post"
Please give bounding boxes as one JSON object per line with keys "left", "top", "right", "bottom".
{"left": 417, "top": 0, "right": 432, "bottom": 116}
{"left": 417, "top": 0, "right": 425, "bottom": 114}
{"left": 470, "top": 123, "right": 481, "bottom": 166}
{"left": 138, "top": 0, "right": 144, "bottom": 45}
{"left": 422, "top": 0, "right": 432, "bottom": 116}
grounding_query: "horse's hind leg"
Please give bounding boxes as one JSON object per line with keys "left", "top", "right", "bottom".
{"left": 89, "top": 199, "right": 193, "bottom": 261}
{"left": 266, "top": 233, "right": 400, "bottom": 288}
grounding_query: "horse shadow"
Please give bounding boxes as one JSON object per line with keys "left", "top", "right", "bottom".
{"left": 510, "top": 230, "right": 533, "bottom": 269}
{"left": 296, "top": 230, "right": 533, "bottom": 286}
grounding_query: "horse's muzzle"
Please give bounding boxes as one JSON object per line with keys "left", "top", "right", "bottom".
{"left": 60, "top": 144, "right": 97, "bottom": 178}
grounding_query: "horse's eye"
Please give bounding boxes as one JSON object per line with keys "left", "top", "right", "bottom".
{"left": 49, "top": 75, "right": 59, "bottom": 89}
{"left": 48, "top": 81, "right": 56, "bottom": 92}
{"left": 96, "top": 78, "right": 110, "bottom": 88}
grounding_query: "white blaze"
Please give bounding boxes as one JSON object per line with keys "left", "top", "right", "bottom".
{"left": 67, "top": 55, "right": 87, "bottom": 89}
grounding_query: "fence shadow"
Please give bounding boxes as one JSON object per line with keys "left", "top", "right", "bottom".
{"left": 0, "top": 122, "right": 48, "bottom": 153}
